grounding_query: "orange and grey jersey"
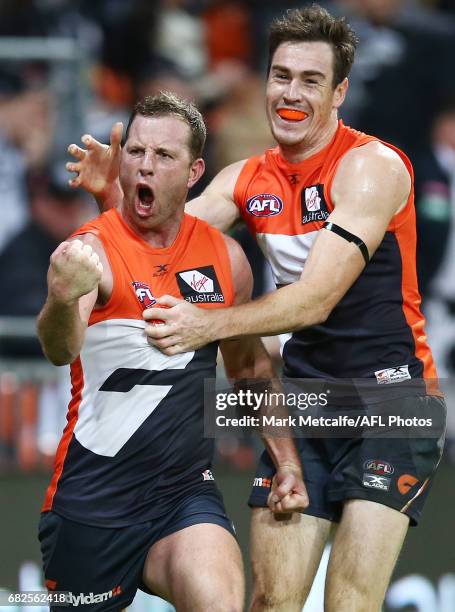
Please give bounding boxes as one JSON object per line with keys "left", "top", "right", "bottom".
{"left": 234, "top": 121, "right": 438, "bottom": 391}
{"left": 42, "top": 209, "right": 235, "bottom": 527}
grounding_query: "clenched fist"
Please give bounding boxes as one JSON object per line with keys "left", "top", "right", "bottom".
{"left": 49, "top": 239, "right": 103, "bottom": 303}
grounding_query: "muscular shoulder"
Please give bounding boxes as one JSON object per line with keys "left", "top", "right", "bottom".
{"left": 337, "top": 141, "right": 409, "bottom": 178}
{"left": 332, "top": 141, "right": 411, "bottom": 214}
{"left": 221, "top": 233, "right": 253, "bottom": 305}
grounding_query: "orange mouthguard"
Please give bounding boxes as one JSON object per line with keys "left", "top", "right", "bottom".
{"left": 277, "top": 109, "right": 308, "bottom": 121}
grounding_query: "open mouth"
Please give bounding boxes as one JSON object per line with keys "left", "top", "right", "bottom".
{"left": 136, "top": 184, "right": 155, "bottom": 214}
{"left": 276, "top": 108, "right": 308, "bottom": 122}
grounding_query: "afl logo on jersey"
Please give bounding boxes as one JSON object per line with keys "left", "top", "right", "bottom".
{"left": 246, "top": 194, "right": 283, "bottom": 217}
{"left": 132, "top": 281, "right": 156, "bottom": 309}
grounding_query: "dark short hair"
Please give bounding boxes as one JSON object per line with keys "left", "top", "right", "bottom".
{"left": 124, "top": 91, "right": 206, "bottom": 159}
{"left": 268, "top": 4, "right": 358, "bottom": 87}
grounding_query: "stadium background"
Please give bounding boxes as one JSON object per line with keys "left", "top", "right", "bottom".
{"left": 0, "top": 1, "right": 454, "bottom": 610}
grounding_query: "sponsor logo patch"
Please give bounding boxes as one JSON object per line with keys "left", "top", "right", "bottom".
{"left": 176, "top": 266, "right": 225, "bottom": 303}
{"left": 363, "top": 459, "right": 395, "bottom": 475}
{"left": 153, "top": 264, "right": 169, "bottom": 277}
{"left": 362, "top": 473, "right": 391, "bottom": 491}
{"left": 301, "top": 184, "right": 329, "bottom": 224}
{"left": 288, "top": 173, "right": 300, "bottom": 185}
{"left": 66, "top": 586, "right": 122, "bottom": 606}
{"left": 253, "top": 477, "right": 272, "bottom": 488}
{"left": 132, "top": 281, "right": 156, "bottom": 309}
{"left": 397, "top": 474, "right": 419, "bottom": 495}
{"left": 375, "top": 365, "right": 411, "bottom": 385}
{"left": 246, "top": 194, "right": 283, "bottom": 217}
{"left": 202, "top": 469, "right": 215, "bottom": 481}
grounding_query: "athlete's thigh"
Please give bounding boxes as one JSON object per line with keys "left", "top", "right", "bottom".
{"left": 143, "top": 523, "right": 244, "bottom": 612}
{"left": 325, "top": 499, "right": 409, "bottom": 612}
{"left": 250, "top": 507, "right": 332, "bottom": 611}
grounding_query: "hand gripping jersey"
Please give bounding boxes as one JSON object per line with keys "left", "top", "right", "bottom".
{"left": 43, "top": 209, "right": 234, "bottom": 526}
{"left": 234, "top": 121, "right": 438, "bottom": 391}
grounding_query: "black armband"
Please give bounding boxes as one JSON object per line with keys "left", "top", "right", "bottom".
{"left": 322, "top": 221, "right": 370, "bottom": 265}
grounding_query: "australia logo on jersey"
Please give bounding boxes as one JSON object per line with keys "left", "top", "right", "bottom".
{"left": 301, "top": 184, "right": 329, "bottom": 224}
{"left": 246, "top": 193, "right": 283, "bottom": 217}
{"left": 132, "top": 281, "right": 156, "bottom": 309}
{"left": 176, "top": 266, "right": 225, "bottom": 304}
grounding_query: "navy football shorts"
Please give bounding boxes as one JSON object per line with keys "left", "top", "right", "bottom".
{"left": 249, "top": 395, "right": 446, "bottom": 526}
{"left": 38, "top": 487, "right": 235, "bottom": 611}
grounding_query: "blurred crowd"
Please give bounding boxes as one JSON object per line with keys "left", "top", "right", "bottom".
{"left": 1, "top": 0, "right": 455, "bottom": 470}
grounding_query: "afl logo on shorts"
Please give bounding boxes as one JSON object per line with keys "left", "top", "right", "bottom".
{"left": 363, "top": 459, "right": 395, "bottom": 475}
{"left": 247, "top": 194, "right": 283, "bottom": 217}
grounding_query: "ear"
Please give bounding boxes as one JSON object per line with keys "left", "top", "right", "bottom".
{"left": 333, "top": 77, "right": 349, "bottom": 110}
{"left": 187, "top": 157, "right": 205, "bottom": 189}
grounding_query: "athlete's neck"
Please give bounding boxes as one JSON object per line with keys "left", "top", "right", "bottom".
{"left": 119, "top": 207, "right": 184, "bottom": 249}
{"left": 278, "top": 116, "right": 339, "bottom": 164}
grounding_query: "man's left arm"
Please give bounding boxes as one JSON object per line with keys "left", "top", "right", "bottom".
{"left": 146, "top": 141, "right": 411, "bottom": 351}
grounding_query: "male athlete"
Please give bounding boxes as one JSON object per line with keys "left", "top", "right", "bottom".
{"left": 38, "top": 92, "right": 307, "bottom": 611}
{"left": 66, "top": 6, "right": 446, "bottom": 612}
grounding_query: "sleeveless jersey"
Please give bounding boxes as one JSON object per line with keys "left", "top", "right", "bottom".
{"left": 43, "top": 209, "right": 235, "bottom": 527}
{"left": 234, "top": 120, "right": 438, "bottom": 392}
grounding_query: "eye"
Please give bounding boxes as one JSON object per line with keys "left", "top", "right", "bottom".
{"left": 128, "top": 147, "right": 142, "bottom": 155}
{"left": 159, "top": 151, "right": 173, "bottom": 159}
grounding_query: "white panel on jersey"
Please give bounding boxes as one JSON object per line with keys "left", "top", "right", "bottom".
{"left": 74, "top": 319, "right": 194, "bottom": 457}
{"left": 256, "top": 231, "right": 318, "bottom": 285}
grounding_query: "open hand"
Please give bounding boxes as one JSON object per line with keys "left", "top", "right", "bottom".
{"left": 66, "top": 122, "right": 123, "bottom": 204}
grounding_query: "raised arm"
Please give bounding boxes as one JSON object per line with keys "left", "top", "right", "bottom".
{"left": 185, "top": 160, "right": 244, "bottom": 231}
{"left": 37, "top": 234, "right": 111, "bottom": 365}
{"left": 145, "top": 141, "right": 411, "bottom": 351}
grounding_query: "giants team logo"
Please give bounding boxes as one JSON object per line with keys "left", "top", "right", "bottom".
{"left": 301, "top": 184, "right": 329, "bottom": 224}
{"left": 176, "top": 266, "right": 225, "bottom": 303}
{"left": 132, "top": 281, "right": 156, "bottom": 309}
{"left": 246, "top": 194, "right": 283, "bottom": 217}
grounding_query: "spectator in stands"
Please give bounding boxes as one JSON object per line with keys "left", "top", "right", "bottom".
{"left": 0, "top": 170, "right": 92, "bottom": 356}
{"left": 0, "top": 86, "right": 51, "bottom": 252}
{"left": 415, "top": 100, "right": 455, "bottom": 375}
{"left": 325, "top": 0, "right": 455, "bottom": 154}
{"left": 414, "top": 99, "right": 455, "bottom": 299}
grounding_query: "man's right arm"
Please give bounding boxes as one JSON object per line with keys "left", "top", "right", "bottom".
{"left": 66, "top": 125, "right": 244, "bottom": 233}
{"left": 37, "top": 235, "right": 108, "bottom": 366}
{"left": 185, "top": 160, "right": 245, "bottom": 232}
